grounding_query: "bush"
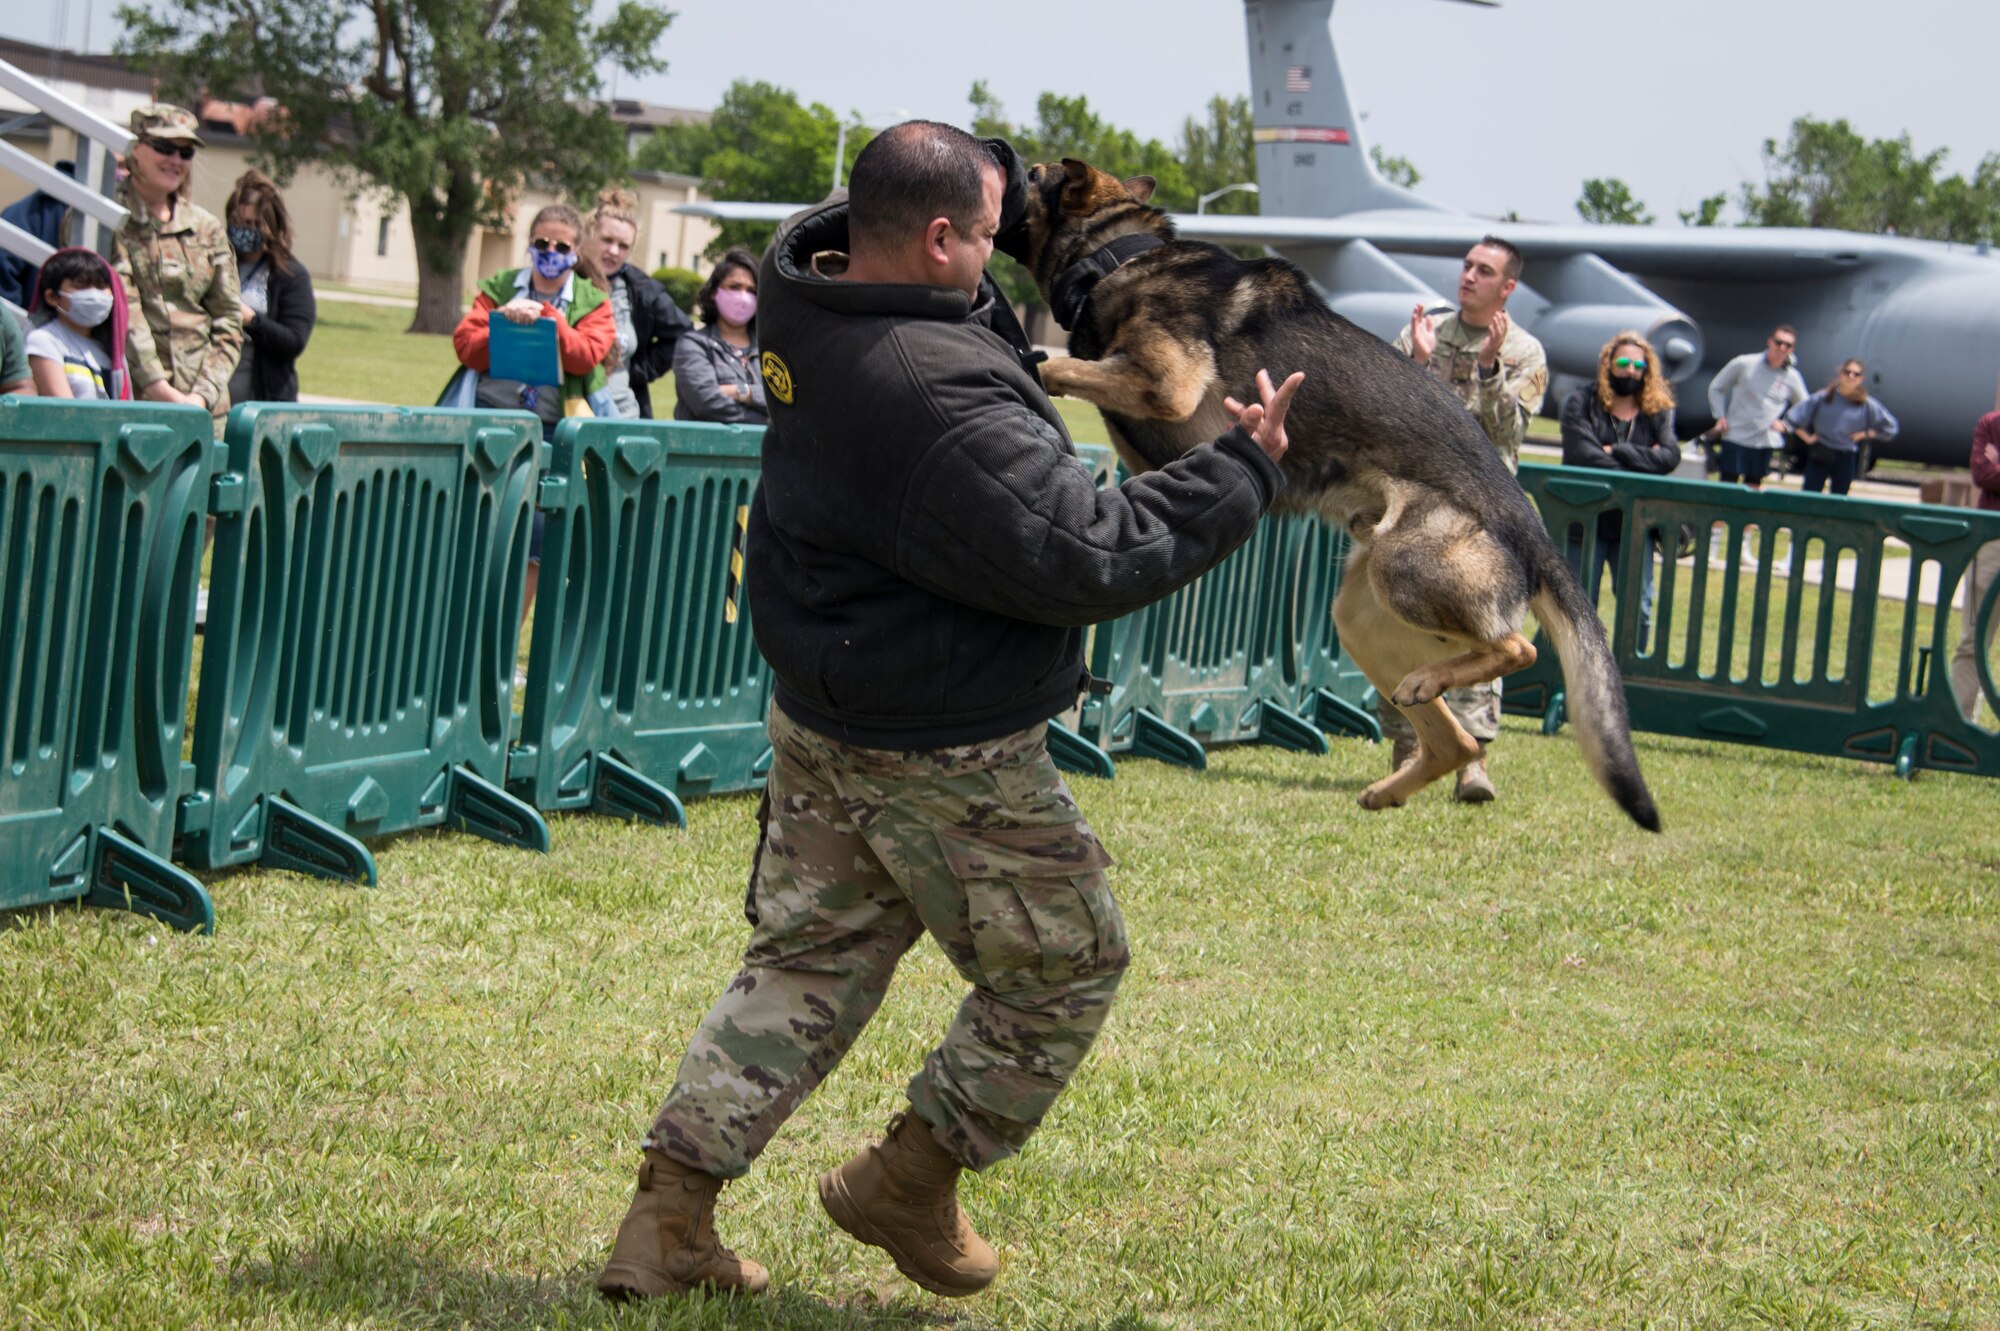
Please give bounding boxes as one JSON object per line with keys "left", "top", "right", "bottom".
{"left": 652, "top": 265, "right": 701, "bottom": 317}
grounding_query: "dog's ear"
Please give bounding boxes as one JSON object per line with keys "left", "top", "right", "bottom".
{"left": 1122, "top": 176, "right": 1156, "bottom": 205}
{"left": 1059, "top": 158, "right": 1101, "bottom": 214}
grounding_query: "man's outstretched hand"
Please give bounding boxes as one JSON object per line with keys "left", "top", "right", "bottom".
{"left": 1224, "top": 369, "right": 1305, "bottom": 464}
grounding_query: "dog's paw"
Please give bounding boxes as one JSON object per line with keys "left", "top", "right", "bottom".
{"left": 1037, "top": 360, "right": 1079, "bottom": 397}
{"left": 1357, "top": 780, "right": 1407, "bottom": 811}
{"left": 1391, "top": 670, "right": 1446, "bottom": 708}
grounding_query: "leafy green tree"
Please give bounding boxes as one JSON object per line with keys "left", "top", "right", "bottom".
{"left": 1576, "top": 177, "right": 1655, "bottom": 225}
{"left": 1370, "top": 145, "right": 1421, "bottom": 190}
{"left": 117, "top": 0, "right": 671, "bottom": 333}
{"left": 1740, "top": 117, "right": 2000, "bottom": 241}
{"left": 640, "top": 81, "right": 871, "bottom": 260}
{"left": 1179, "top": 96, "right": 1260, "bottom": 213}
{"left": 1679, "top": 192, "right": 1728, "bottom": 227}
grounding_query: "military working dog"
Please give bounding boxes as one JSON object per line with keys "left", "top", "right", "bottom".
{"left": 1023, "top": 158, "right": 1660, "bottom": 830}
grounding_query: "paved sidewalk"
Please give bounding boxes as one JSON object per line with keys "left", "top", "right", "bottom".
{"left": 315, "top": 287, "right": 417, "bottom": 308}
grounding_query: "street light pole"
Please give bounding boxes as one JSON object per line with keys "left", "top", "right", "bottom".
{"left": 1197, "top": 181, "right": 1260, "bottom": 214}
{"left": 833, "top": 109, "right": 911, "bottom": 193}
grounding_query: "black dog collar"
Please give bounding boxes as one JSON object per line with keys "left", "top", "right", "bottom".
{"left": 1049, "top": 233, "right": 1166, "bottom": 332}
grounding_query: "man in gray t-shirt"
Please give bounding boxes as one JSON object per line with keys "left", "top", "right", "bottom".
{"left": 1, "top": 305, "right": 31, "bottom": 393}
{"left": 1707, "top": 324, "right": 1810, "bottom": 488}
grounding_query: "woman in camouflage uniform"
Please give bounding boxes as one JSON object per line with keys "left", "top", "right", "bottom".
{"left": 112, "top": 104, "right": 242, "bottom": 420}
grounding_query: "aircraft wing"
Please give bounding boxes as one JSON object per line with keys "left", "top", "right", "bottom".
{"left": 1169, "top": 212, "right": 1963, "bottom": 281}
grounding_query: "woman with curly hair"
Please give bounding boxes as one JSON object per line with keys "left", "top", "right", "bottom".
{"left": 1559, "top": 330, "right": 1682, "bottom": 651}
{"left": 1784, "top": 358, "right": 1899, "bottom": 496}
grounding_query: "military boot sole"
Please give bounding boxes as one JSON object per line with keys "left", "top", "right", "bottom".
{"left": 596, "top": 1261, "right": 770, "bottom": 1301}
{"left": 817, "top": 1167, "right": 994, "bottom": 1297}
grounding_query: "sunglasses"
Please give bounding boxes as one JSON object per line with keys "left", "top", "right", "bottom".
{"left": 530, "top": 237, "right": 574, "bottom": 255}
{"left": 1840, "top": 368, "right": 1864, "bottom": 377}
{"left": 141, "top": 139, "right": 196, "bottom": 160}
{"left": 1612, "top": 356, "right": 1647, "bottom": 371}
{"left": 1771, "top": 338, "right": 1795, "bottom": 350}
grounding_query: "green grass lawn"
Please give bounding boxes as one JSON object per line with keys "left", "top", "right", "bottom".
{"left": 4, "top": 718, "right": 1996, "bottom": 1329}
{"left": 298, "top": 300, "right": 463, "bottom": 407}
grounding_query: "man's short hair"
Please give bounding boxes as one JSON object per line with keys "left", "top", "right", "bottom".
{"left": 1772, "top": 324, "right": 1796, "bottom": 339}
{"left": 848, "top": 120, "right": 995, "bottom": 252}
{"left": 1473, "top": 235, "right": 1525, "bottom": 282}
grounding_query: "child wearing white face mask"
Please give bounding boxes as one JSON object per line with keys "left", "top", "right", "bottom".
{"left": 26, "top": 249, "right": 123, "bottom": 400}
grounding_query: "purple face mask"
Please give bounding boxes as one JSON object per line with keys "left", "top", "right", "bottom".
{"left": 530, "top": 245, "right": 576, "bottom": 280}
{"left": 714, "top": 287, "right": 757, "bottom": 325}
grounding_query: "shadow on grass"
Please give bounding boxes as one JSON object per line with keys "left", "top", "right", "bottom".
{"left": 231, "top": 1239, "right": 1169, "bottom": 1330}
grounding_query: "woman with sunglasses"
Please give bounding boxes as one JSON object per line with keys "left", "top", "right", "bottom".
{"left": 1559, "top": 331, "right": 1682, "bottom": 652}
{"left": 673, "top": 248, "right": 765, "bottom": 425}
{"left": 110, "top": 103, "right": 242, "bottom": 422}
{"left": 1784, "top": 359, "right": 1899, "bottom": 495}
{"left": 451, "top": 201, "right": 616, "bottom": 432}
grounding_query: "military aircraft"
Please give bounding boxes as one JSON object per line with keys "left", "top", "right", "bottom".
{"left": 683, "top": 0, "right": 2000, "bottom": 467}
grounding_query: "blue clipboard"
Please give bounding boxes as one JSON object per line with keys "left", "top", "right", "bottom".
{"left": 487, "top": 309, "right": 561, "bottom": 385}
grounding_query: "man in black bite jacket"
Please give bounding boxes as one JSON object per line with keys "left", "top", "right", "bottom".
{"left": 598, "top": 120, "right": 1300, "bottom": 1304}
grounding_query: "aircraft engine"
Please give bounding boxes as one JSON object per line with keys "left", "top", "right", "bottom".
{"left": 1511, "top": 253, "right": 1704, "bottom": 383}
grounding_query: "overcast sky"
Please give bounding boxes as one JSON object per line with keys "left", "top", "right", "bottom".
{"left": 58, "top": 0, "right": 1997, "bottom": 224}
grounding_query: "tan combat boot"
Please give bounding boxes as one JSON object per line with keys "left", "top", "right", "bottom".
{"left": 596, "top": 1150, "right": 769, "bottom": 1301}
{"left": 1454, "top": 755, "right": 1496, "bottom": 803}
{"left": 817, "top": 1111, "right": 998, "bottom": 1297}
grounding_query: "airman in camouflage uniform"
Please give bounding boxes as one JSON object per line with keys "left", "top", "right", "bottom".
{"left": 1383, "top": 236, "right": 1548, "bottom": 798}
{"left": 112, "top": 105, "right": 242, "bottom": 419}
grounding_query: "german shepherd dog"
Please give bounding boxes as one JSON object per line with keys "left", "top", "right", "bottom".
{"left": 1024, "top": 158, "right": 1660, "bottom": 831}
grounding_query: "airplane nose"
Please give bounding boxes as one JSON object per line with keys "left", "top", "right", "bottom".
{"left": 1664, "top": 336, "right": 1697, "bottom": 369}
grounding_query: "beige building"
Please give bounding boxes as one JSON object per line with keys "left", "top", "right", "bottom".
{"left": 0, "top": 37, "right": 720, "bottom": 303}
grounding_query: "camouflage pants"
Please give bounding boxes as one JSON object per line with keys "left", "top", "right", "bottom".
{"left": 646, "top": 703, "right": 1129, "bottom": 1178}
{"left": 1376, "top": 678, "right": 1502, "bottom": 744}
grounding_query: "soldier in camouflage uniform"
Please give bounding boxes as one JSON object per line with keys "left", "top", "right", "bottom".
{"left": 597, "top": 122, "right": 1295, "bottom": 1303}
{"left": 1385, "top": 234, "right": 1548, "bottom": 803}
{"left": 112, "top": 105, "right": 242, "bottom": 421}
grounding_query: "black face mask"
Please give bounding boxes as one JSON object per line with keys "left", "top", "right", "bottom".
{"left": 1608, "top": 373, "right": 1643, "bottom": 398}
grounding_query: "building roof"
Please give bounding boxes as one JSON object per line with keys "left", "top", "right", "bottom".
{"left": 0, "top": 37, "right": 153, "bottom": 96}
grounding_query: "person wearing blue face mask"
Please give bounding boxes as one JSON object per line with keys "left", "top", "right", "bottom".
{"left": 225, "top": 170, "right": 316, "bottom": 404}
{"left": 25, "top": 248, "right": 126, "bottom": 400}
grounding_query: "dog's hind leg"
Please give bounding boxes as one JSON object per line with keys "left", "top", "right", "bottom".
{"left": 1332, "top": 547, "right": 1483, "bottom": 808}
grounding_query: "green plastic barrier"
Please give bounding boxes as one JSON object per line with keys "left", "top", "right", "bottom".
{"left": 509, "top": 418, "right": 773, "bottom": 819}
{"left": 0, "top": 398, "right": 218, "bottom": 932}
{"left": 1075, "top": 512, "right": 1328, "bottom": 770}
{"left": 1508, "top": 463, "right": 2000, "bottom": 778}
{"left": 180, "top": 405, "right": 551, "bottom": 883}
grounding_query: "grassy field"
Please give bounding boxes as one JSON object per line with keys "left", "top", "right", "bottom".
{"left": 7, "top": 320, "right": 2000, "bottom": 1329}
{"left": 3, "top": 719, "right": 1996, "bottom": 1329}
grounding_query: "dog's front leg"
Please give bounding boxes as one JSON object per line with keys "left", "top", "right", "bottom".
{"left": 1040, "top": 345, "right": 1212, "bottom": 422}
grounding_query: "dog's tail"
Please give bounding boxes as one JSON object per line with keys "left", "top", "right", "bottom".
{"left": 1528, "top": 551, "right": 1662, "bottom": 832}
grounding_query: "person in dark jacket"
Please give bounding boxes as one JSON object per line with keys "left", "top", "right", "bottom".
{"left": 0, "top": 160, "right": 74, "bottom": 309}
{"left": 1559, "top": 331, "right": 1681, "bottom": 652}
{"left": 583, "top": 187, "right": 691, "bottom": 419}
{"left": 672, "top": 248, "right": 766, "bottom": 424}
{"left": 1951, "top": 409, "right": 2000, "bottom": 720}
{"left": 596, "top": 121, "right": 1297, "bottom": 1305}
{"left": 224, "top": 170, "right": 315, "bottom": 404}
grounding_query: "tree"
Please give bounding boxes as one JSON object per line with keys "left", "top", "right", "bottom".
{"left": 1179, "top": 96, "right": 1260, "bottom": 213}
{"left": 1370, "top": 145, "right": 1421, "bottom": 190}
{"left": 1739, "top": 117, "right": 2000, "bottom": 242}
{"left": 116, "top": 0, "right": 672, "bottom": 333}
{"left": 1679, "top": 192, "right": 1728, "bottom": 227}
{"left": 1576, "top": 177, "right": 1655, "bottom": 225}
{"left": 639, "top": 81, "right": 870, "bottom": 260}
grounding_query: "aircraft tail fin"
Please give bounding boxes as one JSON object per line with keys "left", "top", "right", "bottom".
{"left": 1243, "top": 0, "right": 1456, "bottom": 218}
